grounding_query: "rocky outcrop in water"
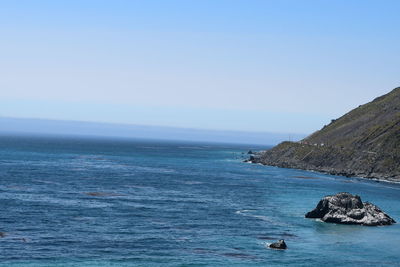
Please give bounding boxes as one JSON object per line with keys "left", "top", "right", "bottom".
{"left": 305, "top": 192, "right": 396, "bottom": 226}
{"left": 269, "top": 239, "right": 287, "bottom": 249}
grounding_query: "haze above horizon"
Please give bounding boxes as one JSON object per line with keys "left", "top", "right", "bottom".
{"left": 1, "top": 0, "right": 399, "bottom": 133}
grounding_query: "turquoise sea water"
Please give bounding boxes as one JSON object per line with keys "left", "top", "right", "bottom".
{"left": 0, "top": 135, "right": 399, "bottom": 266}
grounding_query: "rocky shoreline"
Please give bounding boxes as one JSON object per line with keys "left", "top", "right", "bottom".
{"left": 245, "top": 142, "right": 400, "bottom": 183}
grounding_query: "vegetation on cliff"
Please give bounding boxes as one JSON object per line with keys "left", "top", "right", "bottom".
{"left": 252, "top": 87, "right": 400, "bottom": 181}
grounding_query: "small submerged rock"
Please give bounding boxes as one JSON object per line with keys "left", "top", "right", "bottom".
{"left": 305, "top": 192, "right": 396, "bottom": 226}
{"left": 269, "top": 239, "right": 287, "bottom": 250}
{"left": 84, "top": 192, "right": 123, "bottom": 197}
{"left": 292, "top": 175, "right": 320, "bottom": 180}
{"left": 222, "top": 252, "right": 256, "bottom": 259}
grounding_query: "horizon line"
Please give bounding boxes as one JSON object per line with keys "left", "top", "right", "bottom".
{"left": 0, "top": 116, "right": 309, "bottom": 136}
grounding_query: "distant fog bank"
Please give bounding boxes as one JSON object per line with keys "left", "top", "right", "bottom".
{"left": 0, "top": 117, "right": 305, "bottom": 146}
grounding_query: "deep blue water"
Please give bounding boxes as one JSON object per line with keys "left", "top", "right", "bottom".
{"left": 0, "top": 135, "right": 399, "bottom": 266}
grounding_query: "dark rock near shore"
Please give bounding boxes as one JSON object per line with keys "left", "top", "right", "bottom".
{"left": 244, "top": 151, "right": 262, "bottom": 163}
{"left": 244, "top": 156, "right": 254, "bottom": 163}
{"left": 269, "top": 239, "right": 287, "bottom": 249}
{"left": 305, "top": 192, "right": 396, "bottom": 226}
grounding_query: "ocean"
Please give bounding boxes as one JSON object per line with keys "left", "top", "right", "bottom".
{"left": 0, "top": 135, "right": 399, "bottom": 266}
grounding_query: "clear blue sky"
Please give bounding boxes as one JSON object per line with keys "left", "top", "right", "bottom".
{"left": 1, "top": 0, "right": 399, "bottom": 134}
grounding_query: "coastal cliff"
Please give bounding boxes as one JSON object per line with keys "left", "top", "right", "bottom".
{"left": 250, "top": 87, "right": 400, "bottom": 181}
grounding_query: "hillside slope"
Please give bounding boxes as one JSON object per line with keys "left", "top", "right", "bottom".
{"left": 251, "top": 87, "right": 400, "bottom": 181}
